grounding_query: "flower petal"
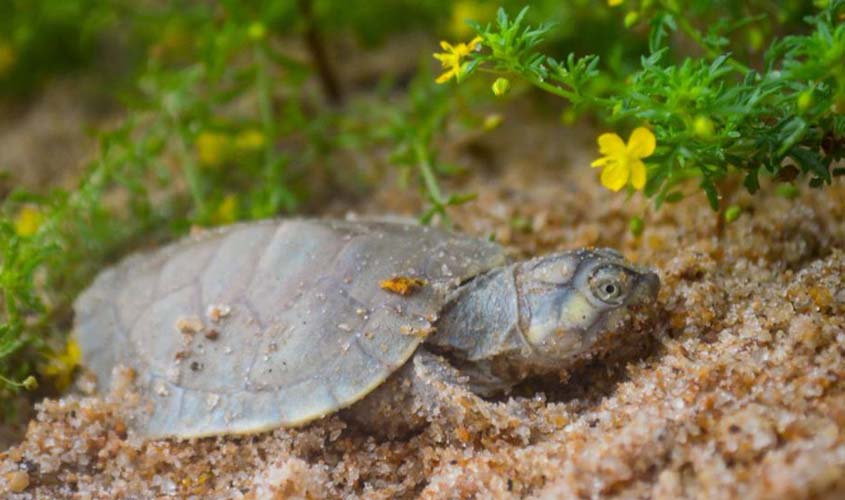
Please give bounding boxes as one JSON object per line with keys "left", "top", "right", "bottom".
{"left": 591, "top": 156, "right": 611, "bottom": 168}
{"left": 629, "top": 160, "right": 646, "bottom": 190}
{"left": 600, "top": 161, "right": 629, "bottom": 191}
{"left": 469, "top": 36, "right": 483, "bottom": 50}
{"left": 627, "top": 127, "right": 656, "bottom": 158}
{"left": 440, "top": 41, "right": 454, "bottom": 51}
{"left": 435, "top": 70, "right": 455, "bottom": 84}
{"left": 598, "top": 133, "right": 626, "bottom": 157}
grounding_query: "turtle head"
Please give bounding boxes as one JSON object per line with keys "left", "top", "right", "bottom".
{"left": 514, "top": 248, "right": 660, "bottom": 370}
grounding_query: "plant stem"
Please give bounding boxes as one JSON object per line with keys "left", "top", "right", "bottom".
{"left": 528, "top": 75, "right": 577, "bottom": 101}
{"left": 254, "top": 42, "right": 276, "bottom": 168}
{"left": 298, "top": 0, "right": 343, "bottom": 105}
{"left": 522, "top": 73, "right": 613, "bottom": 109}
{"left": 0, "top": 374, "right": 26, "bottom": 389}
{"left": 414, "top": 140, "right": 445, "bottom": 207}
{"left": 175, "top": 131, "right": 207, "bottom": 219}
{"left": 673, "top": 10, "right": 752, "bottom": 74}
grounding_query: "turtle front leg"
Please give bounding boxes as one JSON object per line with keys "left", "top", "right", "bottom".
{"left": 343, "top": 349, "right": 523, "bottom": 441}
{"left": 341, "top": 354, "right": 429, "bottom": 439}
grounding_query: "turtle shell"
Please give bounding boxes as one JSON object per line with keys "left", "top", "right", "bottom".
{"left": 74, "top": 218, "right": 507, "bottom": 438}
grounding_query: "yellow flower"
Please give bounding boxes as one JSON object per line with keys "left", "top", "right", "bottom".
{"left": 234, "top": 129, "right": 266, "bottom": 151}
{"left": 0, "top": 40, "right": 15, "bottom": 77}
{"left": 14, "top": 205, "right": 44, "bottom": 237}
{"left": 449, "top": 1, "right": 492, "bottom": 37}
{"left": 433, "top": 36, "right": 482, "bottom": 84}
{"left": 608, "top": 0, "right": 624, "bottom": 6}
{"left": 213, "top": 194, "right": 238, "bottom": 225}
{"left": 40, "top": 338, "right": 81, "bottom": 391}
{"left": 591, "top": 127, "right": 655, "bottom": 192}
{"left": 195, "top": 131, "right": 229, "bottom": 167}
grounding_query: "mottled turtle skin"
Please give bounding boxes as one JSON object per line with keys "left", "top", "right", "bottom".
{"left": 75, "top": 218, "right": 660, "bottom": 439}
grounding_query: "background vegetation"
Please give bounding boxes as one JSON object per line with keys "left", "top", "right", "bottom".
{"left": 0, "top": 0, "right": 841, "bottom": 419}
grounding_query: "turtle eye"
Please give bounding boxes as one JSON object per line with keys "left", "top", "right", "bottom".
{"left": 589, "top": 266, "right": 629, "bottom": 304}
{"left": 597, "top": 281, "right": 621, "bottom": 301}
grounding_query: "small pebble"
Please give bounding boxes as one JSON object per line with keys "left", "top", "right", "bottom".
{"left": 175, "top": 316, "right": 203, "bottom": 335}
{"left": 206, "top": 304, "right": 231, "bottom": 322}
{"left": 5, "top": 470, "right": 30, "bottom": 492}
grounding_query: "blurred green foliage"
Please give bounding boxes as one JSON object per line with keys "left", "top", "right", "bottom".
{"left": 0, "top": 0, "right": 837, "bottom": 418}
{"left": 0, "top": 0, "right": 115, "bottom": 94}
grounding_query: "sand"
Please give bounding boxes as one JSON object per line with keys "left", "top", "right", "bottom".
{"left": 2, "top": 113, "right": 844, "bottom": 499}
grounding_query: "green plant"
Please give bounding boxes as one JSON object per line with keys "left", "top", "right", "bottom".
{"left": 441, "top": 1, "right": 845, "bottom": 209}
{"left": 361, "top": 68, "right": 480, "bottom": 224}
{"left": 0, "top": 1, "right": 318, "bottom": 413}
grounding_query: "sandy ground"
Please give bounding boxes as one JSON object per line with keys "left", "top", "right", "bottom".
{"left": 0, "top": 78, "right": 117, "bottom": 193}
{"left": 2, "top": 106, "right": 845, "bottom": 499}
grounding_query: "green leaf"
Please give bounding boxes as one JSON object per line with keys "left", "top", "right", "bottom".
{"left": 743, "top": 170, "right": 760, "bottom": 194}
{"left": 701, "top": 179, "right": 720, "bottom": 210}
{"left": 648, "top": 12, "right": 676, "bottom": 53}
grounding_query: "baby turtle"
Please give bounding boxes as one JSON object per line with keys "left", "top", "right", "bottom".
{"left": 75, "top": 218, "right": 659, "bottom": 439}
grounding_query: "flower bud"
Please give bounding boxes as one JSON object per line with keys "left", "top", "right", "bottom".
{"left": 247, "top": 22, "right": 267, "bottom": 42}
{"left": 482, "top": 113, "right": 503, "bottom": 131}
{"left": 629, "top": 216, "right": 644, "bottom": 237}
{"left": 724, "top": 205, "right": 741, "bottom": 223}
{"left": 22, "top": 376, "right": 38, "bottom": 391}
{"left": 491, "top": 77, "right": 510, "bottom": 97}
{"left": 561, "top": 107, "right": 578, "bottom": 125}
{"left": 797, "top": 90, "right": 813, "bottom": 113}
{"left": 693, "top": 116, "right": 715, "bottom": 139}
{"left": 612, "top": 102, "right": 623, "bottom": 116}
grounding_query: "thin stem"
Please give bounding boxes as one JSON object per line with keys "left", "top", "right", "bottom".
{"left": 528, "top": 75, "right": 577, "bottom": 101}
{"left": 298, "top": 0, "right": 343, "bottom": 105}
{"left": 414, "top": 140, "right": 445, "bottom": 206}
{"left": 254, "top": 42, "right": 276, "bottom": 168}
{"left": 478, "top": 59, "right": 613, "bottom": 108}
{"left": 673, "top": 10, "right": 752, "bottom": 74}
{"left": 0, "top": 373, "right": 28, "bottom": 389}
{"left": 175, "top": 130, "right": 207, "bottom": 219}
